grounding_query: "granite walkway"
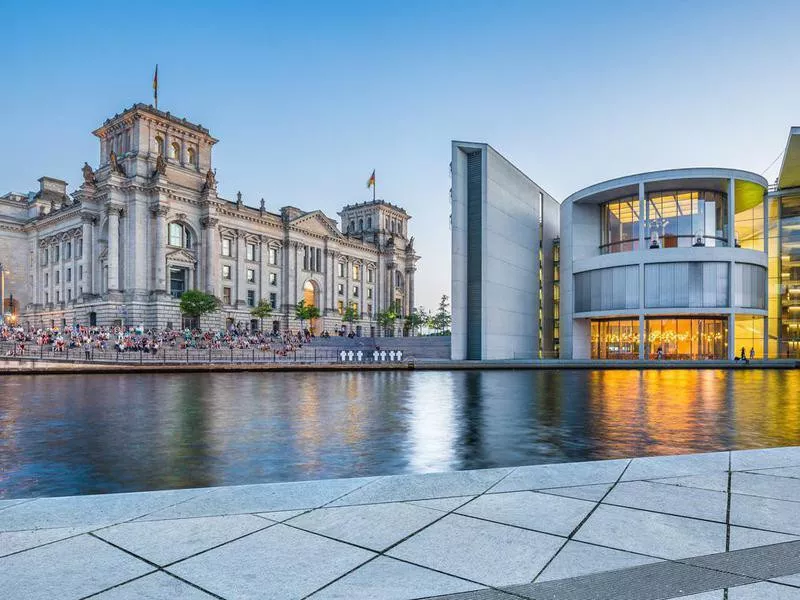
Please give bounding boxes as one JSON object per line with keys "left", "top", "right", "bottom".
{"left": 4, "top": 447, "right": 800, "bottom": 599}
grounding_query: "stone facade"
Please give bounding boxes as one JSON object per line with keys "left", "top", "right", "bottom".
{"left": 0, "top": 104, "right": 419, "bottom": 334}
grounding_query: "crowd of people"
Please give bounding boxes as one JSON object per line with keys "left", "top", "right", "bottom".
{"left": 0, "top": 323, "right": 324, "bottom": 357}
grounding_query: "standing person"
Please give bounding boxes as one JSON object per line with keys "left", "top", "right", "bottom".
{"left": 740, "top": 347, "right": 746, "bottom": 361}
{"left": 750, "top": 347, "right": 755, "bottom": 361}
{"left": 84, "top": 343, "right": 91, "bottom": 361}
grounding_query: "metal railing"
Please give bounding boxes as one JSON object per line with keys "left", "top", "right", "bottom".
{"left": 0, "top": 342, "right": 412, "bottom": 365}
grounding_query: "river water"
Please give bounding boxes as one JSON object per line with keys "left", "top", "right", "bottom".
{"left": 1, "top": 369, "right": 799, "bottom": 498}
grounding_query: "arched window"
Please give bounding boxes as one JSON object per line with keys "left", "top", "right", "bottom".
{"left": 358, "top": 218, "right": 363, "bottom": 231}
{"left": 168, "top": 222, "right": 192, "bottom": 248}
{"left": 170, "top": 142, "right": 180, "bottom": 160}
{"left": 390, "top": 220, "right": 395, "bottom": 233}
{"left": 349, "top": 220, "right": 355, "bottom": 233}
{"left": 155, "top": 136, "right": 164, "bottom": 156}
{"left": 187, "top": 147, "right": 196, "bottom": 166}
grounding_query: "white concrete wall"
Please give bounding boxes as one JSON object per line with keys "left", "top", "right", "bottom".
{"left": 450, "top": 144, "right": 470, "bottom": 360}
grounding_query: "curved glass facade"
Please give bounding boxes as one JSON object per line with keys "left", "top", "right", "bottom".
{"left": 600, "top": 197, "right": 639, "bottom": 254}
{"left": 646, "top": 190, "right": 728, "bottom": 248}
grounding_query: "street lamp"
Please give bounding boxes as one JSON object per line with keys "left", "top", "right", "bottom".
{"left": 0, "top": 262, "right": 8, "bottom": 325}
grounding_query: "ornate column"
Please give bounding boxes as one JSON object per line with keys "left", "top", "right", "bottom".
{"left": 259, "top": 236, "right": 268, "bottom": 304}
{"left": 201, "top": 217, "right": 219, "bottom": 297}
{"left": 236, "top": 231, "right": 247, "bottom": 307}
{"left": 106, "top": 205, "right": 121, "bottom": 293}
{"left": 80, "top": 214, "right": 94, "bottom": 299}
{"left": 151, "top": 206, "right": 169, "bottom": 293}
{"left": 406, "top": 266, "right": 416, "bottom": 316}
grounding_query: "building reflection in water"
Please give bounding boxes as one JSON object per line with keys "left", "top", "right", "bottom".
{"left": 1, "top": 369, "right": 799, "bottom": 498}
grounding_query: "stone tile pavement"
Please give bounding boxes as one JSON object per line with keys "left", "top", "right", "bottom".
{"left": 4, "top": 447, "right": 800, "bottom": 598}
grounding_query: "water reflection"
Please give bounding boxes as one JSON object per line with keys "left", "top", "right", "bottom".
{"left": 1, "top": 369, "right": 799, "bottom": 498}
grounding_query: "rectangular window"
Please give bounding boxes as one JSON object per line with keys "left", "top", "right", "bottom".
{"left": 367, "top": 288, "right": 373, "bottom": 299}
{"left": 222, "top": 287, "right": 232, "bottom": 305}
{"left": 337, "top": 300, "right": 344, "bottom": 314}
{"left": 65, "top": 242, "right": 71, "bottom": 260}
{"left": 79, "top": 286, "right": 83, "bottom": 296}
{"left": 247, "top": 268, "right": 255, "bottom": 283}
{"left": 337, "top": 283, "right": 344, "bottom": 295}
{"left": 316, "top": 248, "right": 322, "bottom": 272}
{"left": 338, "top": 262, "right": 345, "bottom": 277}
{"left": 368, "top": 269, "right": 373, "bottom": 283}
{"left": 269, "top": 292, "right": 277, "bottom": 309}
{"left": 67, "top": 289, "right": 72, "bottom": 302}
{"left": 303, "top": 246, "right": 309, "bottom": 270}
{"left": 169, "top": 223, "right": 183, "bottom": 247}
{"left": 79, "top": 265, "right": 83, "bottom": 280}
{"left": 222, "top": 265, "right": 231, "bottom": 279}
{"left": 77, "top": 239, "right": 82, "bottom": 258}
{"left": 353, "top": 264, "right": 360, "bottom": 280}
{"left": 367, "top": 303, "right": 372, "bottom": 315}
{"left": 53, "top": 246, "right": 59, "bottom": 262}
{"left": 45, "top": 273, "right": 49, "bottom": 287}
{"left": 55, "top": 271, "right": 60, "bottom": 284}
{"left": 247, "top": 290, "right": 256, "bottom": 307}
{"left": 56, "top": 291, "right": 60, "bottom": 303}
{"left": 269, "top": 248, "right": 278, "bottom": 265}
{"left": 352, "top": 286, "right": 359, "bottom": 297}
{"left": 269, "top": 272, "right": 277, "bottom": 286}
{"left": 45, "top": 292, "right": 49, "bottom": 304}
{"left": 246, "top": 243, "right": 255, "bottom": 261}
{"left": 351, "top": 302, "right": 358, "bottom": 312}
{"left": 66, "top": 268, "right": 72, "bottom": 283}
{"left": 222, "top": 238, "right": 232, "bottom": 256}
{"left": 169, "top": 267, "right": 187, "bottom": 298}
{"left": 42, "top": 249, "right": 48, "bottom": 265}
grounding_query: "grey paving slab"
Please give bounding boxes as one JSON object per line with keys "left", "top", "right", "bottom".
{"left": 387, "top": 513, "right": 563, "bottom": 587}
{"left": 574, "top": 504, "right": 726, "bottom": 559}
{"left": 732, "top": 471, "right": 800, "bottom": 502}
{"left": 254, "top": 509, "right": 307, "bottom": 522}
{"left": 328, "top": 468, "right": 513, "bottom": 506}
{"left": 0, "top": 525, "right": 90, "bottom": 557}
{"left": 604, "top": 480, "right": 728, "bottom": 522}
{"left": 490, "top": 459, "right": 628, "bottom": 494}
{"left": 510, "top": 559, "right": 754, "bottom": 600}
{"left": 647, "top": 473, "right": 730, "bottom": 493}
{"left": 730, "top": 493, "right": 800, "bottom": 535}
{"left": 0, "top": 498, "right": 33, "bottom": 511}
{"left": 683, "top": 541, "right": 800, "bottom": 582}
{"left": 673, "top": 593, "right": 724, "bottom": 600}
{"left": 167, "top": 523, "right": 375, "bottom": 600}
{"left": 0, "top": 488, "right": 206, "bottom": 532}
{"left": 747, "top": 466, "right": 800, "bottom": 480}
{"left": 139, "top": 476, "right": 377, "bottom": 520}
{"left": 94, "top": 514, "right": 270, "bottom": 566}
{"left": 728, "top": 582, "right": 800, "bottom": 598}
{"left": 309, "top": 555, "right": 482, "bottom": 599}
{"left": 406, "top": 496, "right": 475, "bottom": 512}
{"left": 288, "top": 502, "right": 443, "bottom": 551}
{"left": 731, "top": 447, "right": 800, "bottom": 471}
{"left": 774, "top": 573, "right": 800, "bottom": 586}
{"left": 729, "top": 526, "right": 799, "bottom": 550}
{"left": 456, "top": 491, "right": 595, "bottom": 537}
{"left": 539, "top": 483, "right": 613, "bottom": 502}
{"left": 534, "top": 540, "right": 660, "bottom": 582}
{"left": 0, "top": 534, "right": 153, "bottom": 600}
{"left": 91, "top": 571, "right": 217, "bottom": 599}
{"left": 621, "top": 451, "right": 729, "bottom": 482}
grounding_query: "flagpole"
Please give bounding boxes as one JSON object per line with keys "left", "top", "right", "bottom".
{"left": 373, "top": 174, "right": 376, "bottom": 202}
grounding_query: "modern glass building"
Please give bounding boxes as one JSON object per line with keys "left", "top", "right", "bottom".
{"left": 559, "top": 168, "right": 769, "bottom": 360}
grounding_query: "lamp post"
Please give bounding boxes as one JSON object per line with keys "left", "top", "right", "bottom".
{"left": 0, "top": 262, "right": 8, "bottom": 325}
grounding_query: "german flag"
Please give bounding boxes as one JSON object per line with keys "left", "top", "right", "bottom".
{"left": 367, "top": 169, "right": 375, "bottom": 189}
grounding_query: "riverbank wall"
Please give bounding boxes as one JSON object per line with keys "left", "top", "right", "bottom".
{"left": 1, "top": 357, "right": 797, "bottom": 375}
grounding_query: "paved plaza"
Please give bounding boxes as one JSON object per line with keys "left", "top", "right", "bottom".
{"left": 3, "top": 448, "right": 800, "bottom": 599}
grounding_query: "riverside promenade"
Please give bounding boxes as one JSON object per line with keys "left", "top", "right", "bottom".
{"left": 4, "top": 448, "right": 800, "bottom": 599}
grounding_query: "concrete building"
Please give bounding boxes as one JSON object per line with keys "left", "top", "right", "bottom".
{"left": 0, "top": 103, "right": 419, "bottom": 333}
{"left": 450, "top": 142, "right": 559, "bottom": 360}
{"left": 559, "top": 168, "right": 769, "bottom": 360}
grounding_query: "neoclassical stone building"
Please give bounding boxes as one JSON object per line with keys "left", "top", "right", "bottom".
{"left": 0, "top": 103, "right": 419, "bottom": 334}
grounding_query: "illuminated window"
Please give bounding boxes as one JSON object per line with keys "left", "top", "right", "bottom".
{"left": 353, "top": 264, "right": 360, "bottom": 280}
{"left": 155, "top": 135, "right": 164, "bottom": 156}
{"left": 337, "top": 300, "right": 344, "bottom": 314}
{"left": 222, "top": 287, "right": 232, "bottom": 305}
{"left": 187, "top": 147, "right": 197, "bottom": 166}
{"left": 170, "top": 141, "right": 180, "bottom": 160}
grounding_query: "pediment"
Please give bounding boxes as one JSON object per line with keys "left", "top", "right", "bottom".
{"left": 166, "top": 248, "right": 198, "bottom": 264}
{"left": 291, "top": 211, "right": 342, "bottom": 238}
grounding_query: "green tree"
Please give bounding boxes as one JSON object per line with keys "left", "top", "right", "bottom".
{"left": 405, "top": 308, "right": 427, "bottom": 336}
{"left": 342, "top": 305, "right": 359, "bottom": 332}
{"left": 250, "top": 299, "right": 273, "bottom": 332}
{"left": 430, "top": 294, "right": 451, "bottom": 335}
{"left": 376, "top": 308, "right": 398, "bottom": 337}
{"left": 179, "top": 290, "right": 220, "bottom": 325}
{"left": 295, "top": 299, "right": 321, "bottom": 331}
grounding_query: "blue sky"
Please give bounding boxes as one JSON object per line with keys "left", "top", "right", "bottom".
{"left": 2, "top": 0, "right": 799, "bottom": 311}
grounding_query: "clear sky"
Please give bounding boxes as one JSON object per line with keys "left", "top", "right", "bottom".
{"left": 3, "top": 0, "right": 799, "bottom": 312}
